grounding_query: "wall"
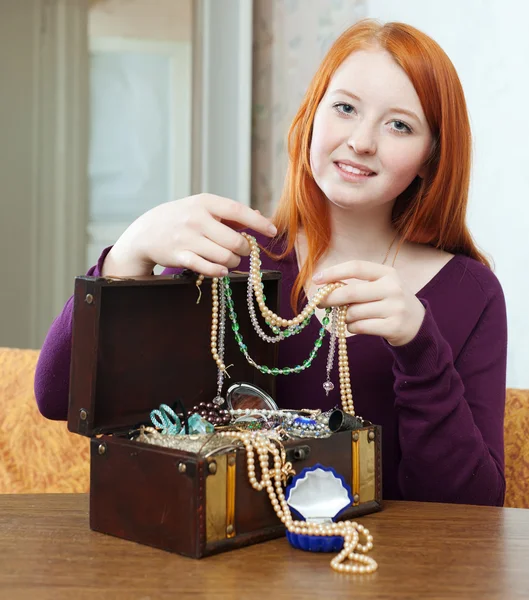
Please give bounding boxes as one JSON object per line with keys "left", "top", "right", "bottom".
{"left": 364, "top": 0, "right": 528, "bottom": 388}
{"left": 251, "top": 0, "right": 367, "bottom": 215}
{"left": 0, "top": 0, "right": 88, "bottom": 350}
{"left": 89, "top": 0, "right": 192, "bottom": 41}
{"left": 0, "top": 2, "right": 38, "bottom": 347}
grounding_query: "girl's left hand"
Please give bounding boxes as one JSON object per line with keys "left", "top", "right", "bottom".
{"left": 313, "top": 261, "right": 426, "bottom": 347}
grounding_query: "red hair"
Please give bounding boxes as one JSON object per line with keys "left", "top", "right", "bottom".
{"left": 270, "top": 19, "right": 489, "bottom": 312}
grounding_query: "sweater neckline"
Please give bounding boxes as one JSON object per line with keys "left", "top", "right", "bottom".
{"left": 283, "top": 246, "right": 461, "bottom": 345}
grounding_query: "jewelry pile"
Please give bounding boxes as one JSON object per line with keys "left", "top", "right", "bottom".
{"left": 134, "top": 234, "right": 378, "bottom": 573}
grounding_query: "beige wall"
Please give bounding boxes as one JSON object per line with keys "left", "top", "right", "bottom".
{"left": 89, "top": 0, "right": 192, "bottom": 41}
{"left": 1, "top": 0, "right": 88, "bottom": 349}
{"left": 251, "top": 0, "right": 367, "bottom": 215}
{"left": 0, "top": 2, "right": 37, "bottom": 347}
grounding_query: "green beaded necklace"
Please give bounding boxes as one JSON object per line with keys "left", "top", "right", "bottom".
{"left": 223, "top": 274, "right": 332, "bottom": 375}
{"left": 209, "top": 234, "right": 356, "bottom": 415}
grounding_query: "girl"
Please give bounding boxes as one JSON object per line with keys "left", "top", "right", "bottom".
{"left": 35, "top": 20, "right": 507, "bottom": 506}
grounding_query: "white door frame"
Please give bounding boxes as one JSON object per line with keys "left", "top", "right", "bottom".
{"left": 33, "top": 0, "right": 253, "bottom": 347}
{"left": 191, "top": 0, "right": 253, "bottom": 204}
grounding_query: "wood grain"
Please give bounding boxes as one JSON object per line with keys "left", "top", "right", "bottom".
{"left": 1, "top": 495, "right": 528, "bottom": 600}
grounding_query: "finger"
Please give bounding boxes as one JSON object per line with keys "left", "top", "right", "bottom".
{"left": 201, "top": 218, "right": 251, "bottom": 257}
{"left": 318, "top": 279, "right": 387, "bottom": 308}
{"left": 345, "top": 299, "right": 390, "bottom": 323}
{"left": 347, "top": 318, "right": 388, "bottom": 337}
{"left": 173, "top": 250, "right": 229, "bottom": 278}
{"left": 205, "top": 196, "right": 277, "bottom": 237}
{"left": 187, "top": 234, "right": 242, "bottom": 269}
{"left": 313, "top": 260, "right": 391, "bottom": 285}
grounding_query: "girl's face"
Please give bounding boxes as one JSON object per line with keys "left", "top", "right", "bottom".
{"left": 310, "top": 48, "right": 433, "bottom": 212}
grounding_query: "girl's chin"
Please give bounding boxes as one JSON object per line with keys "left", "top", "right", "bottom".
{"left": 324, "top": 192, "right": 393, "bottom": 213}
{"left": 323, "top": 192, "right": 372, "bottom": 209}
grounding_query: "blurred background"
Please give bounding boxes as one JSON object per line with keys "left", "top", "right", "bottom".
{"left": 1, "top": 0, "right": 527, "bottom": 389}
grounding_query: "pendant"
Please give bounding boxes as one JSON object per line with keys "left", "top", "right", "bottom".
{"left": 323, "top": 381, "right": 335, "bottom": 395}
{"left": 212, "top": 395, "right": 225, "bottom": 406}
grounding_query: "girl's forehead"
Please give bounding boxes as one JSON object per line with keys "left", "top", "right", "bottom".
{"left": 326, "top": 49, "right": 423, "bottom": 111}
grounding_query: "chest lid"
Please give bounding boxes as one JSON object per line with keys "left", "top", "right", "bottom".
{"left": 67, "top": 271, "right": 281, "bottom": 436}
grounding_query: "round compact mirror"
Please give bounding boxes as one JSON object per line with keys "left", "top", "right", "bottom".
{"left": 225, "top": 382, "right": 279, "bottom": 411}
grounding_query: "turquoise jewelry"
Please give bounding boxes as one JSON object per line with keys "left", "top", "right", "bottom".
{"left": 150, "top": 404, "right": 216, "bottom": 435}
{"left": 150, "top": 404, "right": 181, "bottom": 435}
{"left": 150, "top": 402, "right": 229, "bottom": 434}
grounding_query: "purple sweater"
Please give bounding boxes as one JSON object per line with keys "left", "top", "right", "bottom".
{"left": 35, "top": 234, "right": 508, "bottom": 506}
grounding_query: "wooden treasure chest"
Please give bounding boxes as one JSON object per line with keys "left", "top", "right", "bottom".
{"left": 67, "top": 270, "right": 382, "bottom": 558}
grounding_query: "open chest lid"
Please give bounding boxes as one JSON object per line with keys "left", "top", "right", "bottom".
{"left": 67, "top": 271, "right": 281, "bottom": 437}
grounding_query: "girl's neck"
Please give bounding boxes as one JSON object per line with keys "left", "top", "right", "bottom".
{"left": 298, "top": 204, "right": 403, "bottom": 269}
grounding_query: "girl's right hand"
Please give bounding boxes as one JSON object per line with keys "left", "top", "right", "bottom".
{"left": 101, "top": 194, "right": 277, "bottom": 277}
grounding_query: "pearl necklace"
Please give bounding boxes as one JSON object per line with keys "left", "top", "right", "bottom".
{"left": 209, "top": 234, "right": 355, "bottom": 416}
{"left": 218, "top": 430, "right": 377, "bottom": 574}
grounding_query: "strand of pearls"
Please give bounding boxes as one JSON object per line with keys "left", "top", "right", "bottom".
{"left": 337, "top": 306, "right": 354, "bottom": 414}
{"left": 243, "top": 233, "right": 354, "bottom": 414}
{"left": 212, "top": 277, "right": 227, "bottom": 404}
{"left": 210, "top": 277, "right": 228, "bottom": 375}
{"left": 219, "top": 430, "right": 377, "bottom": 574}
{"left": 243, "top": 232, "right": 341, "bottom": 329}
{"left": 246, "top": 250, "right": 307, "bottom": 343}
{"left": 209, "top": 249, "right": 356, "bottom": 416}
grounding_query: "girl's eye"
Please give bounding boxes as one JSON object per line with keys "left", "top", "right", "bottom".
{"left": 390, "top": 120, "right": 412, "bottom": 134}
{"left": 333, "top": 102, "right": 355, "bottom": 115}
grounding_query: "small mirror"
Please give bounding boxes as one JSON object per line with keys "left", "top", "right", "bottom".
{"left": 225, "top": 382, "right": 279, "bottom": 411}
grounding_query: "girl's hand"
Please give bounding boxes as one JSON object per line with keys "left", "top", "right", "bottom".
{"left": 313, "top": 261, "right": 426, "bottom": 347}
{"left": 102, "top": 194, "right": 277, "bottom": 277}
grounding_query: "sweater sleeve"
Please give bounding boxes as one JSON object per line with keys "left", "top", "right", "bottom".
{"left": 385, "top": 282, "right": 507, "bottom": 506}
{"left": 34, "top": 247, "right": 113, "bottom": 420}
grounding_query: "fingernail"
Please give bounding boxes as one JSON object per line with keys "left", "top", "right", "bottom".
{"left": 313, "top": 272, "right": 323, "bottom": 282}
{"left": 268, "top": 224, "right": 277, "bottom": 236}
{"left": 220, "top": 268, "right": 228, "bottom": 276}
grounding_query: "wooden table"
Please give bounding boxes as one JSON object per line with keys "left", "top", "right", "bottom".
{"left": 1, "top": 495, "right": 528, "bottom": 600}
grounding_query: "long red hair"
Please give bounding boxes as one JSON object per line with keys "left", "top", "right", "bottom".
{"left": 270, "top": 19, "right": 489, "bottom": 312}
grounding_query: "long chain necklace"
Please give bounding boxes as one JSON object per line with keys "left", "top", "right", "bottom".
{"left": 209, "top": 233, "right": 355, "bottom": 415}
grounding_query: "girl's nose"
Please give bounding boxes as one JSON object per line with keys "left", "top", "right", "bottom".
{"left": 347, "top": 123, "right": 377, "bottom": 155}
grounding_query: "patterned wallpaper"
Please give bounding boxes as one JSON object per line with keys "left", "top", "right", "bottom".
{"left": 251, "top": 0, "right": 367, "bottom": 215}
